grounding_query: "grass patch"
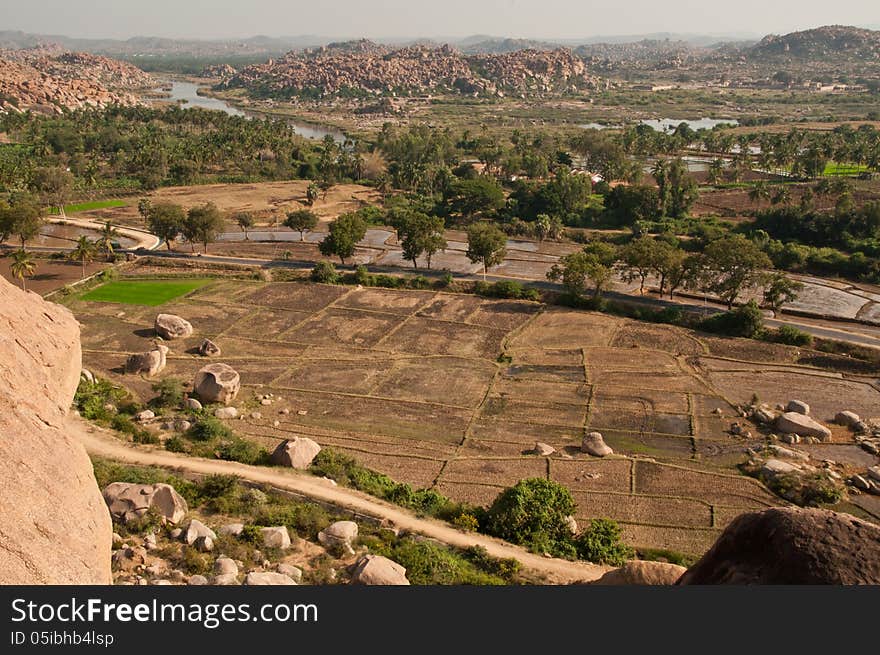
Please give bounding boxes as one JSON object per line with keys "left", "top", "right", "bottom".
{"left": 81, "top": 279, "right": 212, "bottom": 306}
{"left": 48, "top": 199, "right": 127, "bottom": 214}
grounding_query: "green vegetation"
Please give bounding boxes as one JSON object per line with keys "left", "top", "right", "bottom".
{"left": 80, "top": 279, "right": 212, "bottom": 305}
{"left": 48, "top": 199, "right": 127, "bottom": 215}
{"left": 574, "top": 518, "right": 634, "bottom": 566}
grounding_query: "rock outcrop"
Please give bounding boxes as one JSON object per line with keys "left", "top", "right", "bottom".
{"left": 678, "top": 507, "right": 880, "bottom": 584}
{"left": 582, "top": 431, "right": 613, "bottom": 457}
{"left": 270, "top": 437, "right": 321, "bottom": 469}
{"left": 194, "top": 363, "right": 240, "bottom": 404}
{"left": 125, "top": 344, "right": 168, "bottom": 376}
{"left": 0, "top": 276, "right": 112, "bottom": 583}
{"left": 775, "top": 412, "right": 832, "bottom": 441}
{"left": 103, "top": 482, "right": 188, "bottom": 525}
{"left": 155, "top": 313, "right": 193, "bottom": 340}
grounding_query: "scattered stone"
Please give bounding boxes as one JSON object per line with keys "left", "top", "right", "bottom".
{"left": 134, "top": 409, "right": 155, "bottom": 422}
{"left": 752, "top": 405, "right": 777, "bottom": 424}
{"left": 155, "top": 314, "right": 193, "bottom": 340}
{"left": 767, "top": 445, "right": 810, "bottom": 461}
{"left": 260, "top": 398, "right": 272, "bottom": 406}
{"left": 712, "top": 407, "right": 723, "bottom": 415}
{"left": 318, "top": 521, "right": 359, "bottom": 551}
{"left": 594, "top": 561, "right": 687, "bottom": 585}
{"left": 174, "top": 420, "right": 191, "bottom": 432}
{"left": 194, "top": 363, "right": 241, "bottom": 404}
{"left": 273, "top": 420, "right": 280, "bottom": 427}
{"left": 214, "top": 406, "right": 239, "bottom": 419}
{"left": 533, "top": 441, "right": 555, "bottom": 456}
{"left": 854, "top": 421, "right": 870, "bottom": 435}
{"left": 169, "top": 570, "right": 186, "bottom": 582}
{"left": 260, "top": 526, "right": 291, "bottom": 550}
{"left": 214, "top": 557, "right": 238, "bottom": 577}
{"left": 868, "top": 466, "right": 880, "bottom": 483}
{"left": 169, "top": 528, "right": 183, "bottom": 540}
{"left": 185, "top": 397, "right": 202, "bottom": 411}
{"left": 80, "top": 368, "right": 95, "bottom": 384}
{"left": 276, "top": 564, "right": 303, "bottom": 583}
{"left": 780, "top": 434, "right": 800, "bottom": 445}
{"left": 194, "top": 535, "right": 214, "bottom": 552}
{"left": 250, "top": 411, "right": 262, "bottom": 420}
{"left": 112, "top": 532, "right": 124, "bottom": 548}
{"left": 835, "top": 411, "right": 861, "bottom": 427}
{"left": 219, "top": 523, "right": 244, "bottom": 537}
{"left": 184, "top": 519, "right": 217, "bottom": 546}
{"left": 582, "top": 432, "right": 613, "bottom": 457}
{"left": 187, "top": 575, "right": 208, "bottom": 585}
{"left": 197, "top": 339, "right": 221, "bottom": 357}
{"left": 350, "top": 555, "right": 410, "bottom": 585}
{"left": 244, "top": 572, "right": 297, "bottom": 585}
{"left": 125, "top": 345, "right": 169, "bottom": 377}
{"left": 775, "top": 412, "right": 831, "bottom": 441}
{"left": 270, "top": 437, "right": 321, "bottom": 469}
{"left": 297, "top": 409, "right": 308, "bottom": 416}
{"left": 786, "top": 400, "right": 810, "bottom": 415}
{"left": 564, "top": 516, "right": 578, "bottom": 534}
{"left": 280, "top": 408, "right": 290, "bottom": 415}
{"left": 761, "top": 458, "right": 801, "bottom": 476}
{"left": 143, "top": 533, "right": 158, "bottom": 550}
{"left": 152, "top": 579, "right": 173, "bottom": 585}
{"left": 103, "top": 482, "right": 188, "bottom": 525}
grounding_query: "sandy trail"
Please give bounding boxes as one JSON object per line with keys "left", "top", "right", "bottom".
{"left": 76, "top": 424, "right": 610, "bottom": 584}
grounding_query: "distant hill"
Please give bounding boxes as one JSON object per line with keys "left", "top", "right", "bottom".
{"left": 746, "top": 25, "right": 880, "bottom": 62}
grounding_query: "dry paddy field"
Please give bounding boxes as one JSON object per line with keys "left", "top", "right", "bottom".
{"left": 69, "top": 277, "right": 880, "bottom": 556}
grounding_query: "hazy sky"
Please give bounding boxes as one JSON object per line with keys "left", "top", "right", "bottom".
{"left": 2, "top": 0, "right": 878, "bottom": 40}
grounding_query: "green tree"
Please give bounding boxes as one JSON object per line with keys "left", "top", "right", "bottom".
{"left": 762, "top": 272, "right": 804, "bottom": 312}
{"left": 319, "top": 212, "right": 367, "bottom": 265}
{"left": 698, "top": 235, "right": 773, "bottom": 309}
{"left": 235, "top": 212, "right": 255, "bottom": 240}
{"left": 547, "top": 241, "right": 618, "bottom": 299}
{"left": 70, "top": 235, "right": 97, "bottom": 278}
{"left": 9, "top": 249, "right": 36, "bottom": 290}
{"left": 392, "top": 211, "right": 447, "bottom": 269}
{"left": 447, "top": 177, "right": 505, "bottom": 221}
{"left": 95, "top": 222, "right": 119, "bottom": 261}
{"left": 621, "top": 236, "right": 664, "bottom": 294}
{"left": 146, "top": 202, "right": 185, "bottom": 251}
{"left": 465, "top": 223, "right": 507, "bottom": 278}
{"left": 3, "top": 196, "right": 43, "bottom": 250}
{"left": 535, "top": 214, "right": 564, "bottom": 241}
{"left": 31, "top": 166, "right": 73, "bottom": 216}
{"left": 284, "top": 209, "right": 319, "bottom": 241}
{"left": 485, "top": 478, "right": 577, "bottom": 558}
{"left": 184, "top": 202, "right": 225, "bottom": 253}
{"left": 305, "top": 182, "right": 319, "bottom": 207}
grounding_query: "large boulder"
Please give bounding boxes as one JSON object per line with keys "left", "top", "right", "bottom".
{"left": 318, "top": 521, "right": 358, "bottom": 550}
{"left": 594, "top": 561, "right": 687, "bottom": 585}
{"left": 125, "top": 345, "right": 168, "bottom": 376}
{"left": 350, "top": 555, "right": 410, "bottom": 585}
{"left": 678, "top": 507, "right": 880, "bottom": 584}
{"left": 785, "top": 400, "right": 810, "bottom": 415}
{"left": 582, "top": 432, "right": 613, "bottom": 457}
{"left": 0, "top": 276, "right": 112, "bottom": 584}
{"left": 183, "top": 519, "right": 217, "bottom": 545}
{"left": 775, "top": 412, "right": 832, "bottom": 441}
{"left": 260, "top": 526, "right": 291, "bottom": 550}
{"left": 271, "top": 437, "right": 321, "bottom": 469}
{"left": 194, "top": 363, "right": 240, "bottom": 404}
{"left": 155, "top": 313, "right": 193, "bottom": 340}
{"left": 244, "top": 572, "right": 297, "bottom": 585}
{"left": 835, "top": 411, "right": 861, "bottom": 428}
{"left": 103, "top": 482, "right": 188, "bottom": 525}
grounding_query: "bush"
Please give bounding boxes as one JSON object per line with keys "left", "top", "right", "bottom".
{"left": 215, "top": 437, "right": 270, "bottom": 466}
{"left": 771, "top": 324, "right": 814, "bottom": 347}
{"left": 574, "top": 518, "right": 633, "bottom": 566}
{"left": 187, "top": 416, "right": 233, "bottom": 442}
{"left": 474, "top": 279, "right": 540, "bottom": 301}
{"left": 699, "top": 300, "right": 765, "bottom": 338}
{"left": 452, "top": 513, "right": 480, "bottom": 532}
{"left": 311, "top": 260, "right": 339, "bottom": 283}
{"left": 197, "top": 474, "right": 240, "bottom": 499}
{"left": 484, "top": 478, "right": 578, "bottom": 558}
{"left": 150, "top": 378, "right": 185, "bottom": 409}
{"left": 74, "top": 377, "right": 132, "bottom": 422}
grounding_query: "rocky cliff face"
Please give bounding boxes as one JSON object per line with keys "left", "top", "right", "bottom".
{"left": 0, "top": 277, "right": 112, "bottom": 584}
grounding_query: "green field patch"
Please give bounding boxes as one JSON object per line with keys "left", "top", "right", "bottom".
{"left": 48, "top": 199, "right": 127, "bottom": 215}
{"left": 81, "top": 279, "right": 212, "bottom": 306}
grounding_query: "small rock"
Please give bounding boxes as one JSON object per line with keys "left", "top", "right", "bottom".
{"left": 785, "top": 400, "right": 810, "bottom": 416}
{"left": 174, "top": 420, "right": 191, "bottom": 432}
{"left": 143, "top": 533, "right": 158, "bottom": 550}
{"left": 250, "top": 412, "right": 262, "bottom": 420}
{"left": 780, "top": 434, "right": 800, "bottom": 445}
{"left": 350, "top": 555, "right": 410, "bottom": 585}
{"left": 582, "top": 432, "right": 613, "bottom": 457}
{"left": 219, "top": 523, "right": 244, "bottom": 537}
{"left": 194, "top": 535, "right": 214, "bottom": 552}
{"left": 261, "top": 398, "right": 272, "bottom": 406}
{"left": 273, "top": 420, "right": 280, "bottom": 427}
{"left": 103, "top": 482, "right": 188, "bottom": 525}
{"left": 169, "top": 528, "right": 183, "bottom": 540}
{"left": 761, "top": 458, "right": 801, "bottom": 476}
{"left": 533, "top": 441, "right": 555, "bottom": 456}
{"left": 197, "top": 339, "right": 221, "bottom": 357}
{"left": 212, "top": 573, "right": 239, "bottom": 585}
{"left": 112, "top": 532, "right": 124, "bottom": 548}
{"left": 280, "top": 408, "right": 290, "bottom": 415}
{"left": 214, "top": 557, "right": 238, "bottom": 577}
{"left": 297, "top": 410, "right": 308, "bottom": 416}
{"left": 767, "top": 445, "right": 809, "bottom": 461}
{"left": 184, "top": 519, "right": 217, "bottom": 545}
{"left": 564, "top": 515, "right": 578, "bottom": 534}
{"left": 867, "top": 466, "right": 880, "bottom": 483}
{"left": 152, "top": 579, "right": 173, "bottom": 586}
{"left": 80, "top": 368, "right": 95, "bottom": 384}
{"left": 835, "top": 411, "right": 861, "bottom": 427}
{"left": 187, "top": 575, "right": 209, "bottom": 585}
{"left": 214, "top": 406, "right": 239, "bottom": 419}
{"left": 135, "top": 409, "right": 155, "bottom": 422}
{"left": 318, "top": 521, "right": 359, "bottom": 550}
{"left": 185, "top": 397, "right": 203, "bottom": 411}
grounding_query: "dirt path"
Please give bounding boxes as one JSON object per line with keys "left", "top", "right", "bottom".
{"left": 48, "top": 217, "right": 161, "bottom": 251}
{"left": 75, "top": 424, "right": 610, "bottom": 584}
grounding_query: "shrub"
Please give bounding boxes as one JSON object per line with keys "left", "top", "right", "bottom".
{"left": 484, "top": 478, "right": 578, "bottom": 558}
{"left": 452, "top": 513, "right": 480, "bottom": 532}
{"left": 771, "top": 324, "right": 813, "bottom": 347}
{"left": 574, "top": 518, "right": 633, "bottom": 566}
{"left": 164, "top": 436, "right": 188, "bottom": 453}
{"left": 699, "top": 300, "right": 765, "bottom": 338}
{"left": 197, "top": 474, "right": 240, "bottom": 499}
{"left": 311, "top": 260, "right": 339, "bottom": 283}
{"left": 150, "top": 377, "right": 185, "bottom": 409}
{"left": 74, "top": 377, "right": 131, "bottom": 422}
{"left": 187, "top": 416, "right": 233, "bottom": 442}
{"left": 442, "top": 272, "right": 454, "bottom": 287}
{"left": 215, "top": 437, "right": 270, "bottom": 465}
{"left": 410, "top": 275, "right": 430, "bottom": 289}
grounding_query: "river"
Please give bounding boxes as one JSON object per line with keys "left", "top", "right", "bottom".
{"left": 160, "top": 81, "right": 346, "bottom": 142}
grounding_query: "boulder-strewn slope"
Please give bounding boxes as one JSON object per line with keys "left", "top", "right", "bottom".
{"left": 0, "top": 276, "right": 112, "bottom": 584}
{"left": 746, "top": 25, "right": 880, "bottom": 62}
{"left": 678, "top": 507, "right": 880, "bottom": 585}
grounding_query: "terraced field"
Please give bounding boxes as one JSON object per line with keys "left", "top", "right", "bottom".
{"left": 68, "top": 277, "right": 880, "bottom": 556}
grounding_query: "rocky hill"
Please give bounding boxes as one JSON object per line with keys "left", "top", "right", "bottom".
{"left": 222, "top": 43, "right": 598, "bottom": 98}
{"left": 0, "top": 276, "right": 112, "bottom": 584}
{"left": 746, "top": 25, "right": 880, "bottom": 62}
{"left": 0, "top": 48, "right": 152, "bottom": 114}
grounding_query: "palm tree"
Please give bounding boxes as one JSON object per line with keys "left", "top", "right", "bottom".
{"left": 70, "top": 236, "right": 97, "bottom": 278}
{"left": 95, "top": 222, "right": 119, "bottom": 261}
{"left": 10, "top": 249, "right": 36, "bottom": 290}
{"left": 748, "top": 182, "right": 771, "bottom": 210}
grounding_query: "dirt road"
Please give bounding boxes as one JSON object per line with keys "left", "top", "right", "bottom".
{"left": 76, "top": 425, "right": 610, "bottom": 584}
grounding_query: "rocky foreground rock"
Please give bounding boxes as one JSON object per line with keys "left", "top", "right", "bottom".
{"left": 594, "top": 561, "right": 688, "bottom": 585}
{"left": 194, "top": 363, "right": 241, "bottom": 404}
{"left": 103, "top": 482, "right": 188, "bottom": 525}
{"left": 678, "top": 507, "right": 880, "bottom": 584}
{"left": 0, "top": 276, "right": 112, "bottom": 583}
